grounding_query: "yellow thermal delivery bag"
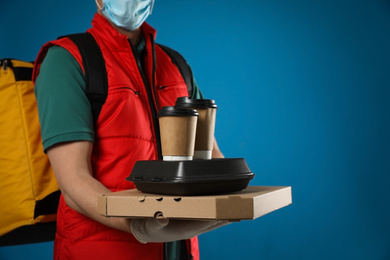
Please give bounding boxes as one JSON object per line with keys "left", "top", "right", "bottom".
{"left": 0, "top": 59, "right": 59, "bottom": 243}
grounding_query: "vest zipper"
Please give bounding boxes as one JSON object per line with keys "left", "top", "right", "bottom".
{"left": 129, "top": 39, "right": 163, "bottom": 160}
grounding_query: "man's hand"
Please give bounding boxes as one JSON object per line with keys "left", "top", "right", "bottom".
{"left": 130, "top": 218, "right": 230, "bottom": 243}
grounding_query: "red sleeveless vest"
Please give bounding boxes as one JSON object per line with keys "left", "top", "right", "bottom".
{"left": 33, "top": 13, "right": 199, "bottom": 260}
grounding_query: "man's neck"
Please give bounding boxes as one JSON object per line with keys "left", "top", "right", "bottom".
{"left": 97, "top": 12, "right": 142, "bottom": 47}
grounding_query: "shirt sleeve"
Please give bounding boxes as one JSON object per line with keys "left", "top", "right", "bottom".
{"left": 190, "top": 77, "right": 204, "bottom": 100}
{"left": 34, "top": 46, "right": 95, "bottom": 152}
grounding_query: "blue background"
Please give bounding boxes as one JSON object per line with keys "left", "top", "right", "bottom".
{"left": 1, "top": 0, "right": 390, "bottom": 259}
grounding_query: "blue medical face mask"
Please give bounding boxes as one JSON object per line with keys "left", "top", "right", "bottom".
{"left": 96, "top": 0, "right": 155, "bottom": 31}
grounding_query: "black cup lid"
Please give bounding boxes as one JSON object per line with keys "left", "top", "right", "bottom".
{"left": 157, "top": 106, "right": 199, "bottom": 117}
{"left": 175, "top": 96, "right": 217, "bottom": 109}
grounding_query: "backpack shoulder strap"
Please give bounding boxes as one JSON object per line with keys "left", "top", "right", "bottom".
{"left": 157, "top": 44, "right": 194, "bottom": 98}
{"left": 58, "top": 33, "right": 108, "bottom": 123}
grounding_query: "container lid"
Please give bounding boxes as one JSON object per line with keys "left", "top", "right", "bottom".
{"left": 157, "top": 106, "right": 198, "bottom": 117}
{"left": 175, "top": 96, "right": 217, "bottom": 109}
{"left": 126, "top": 158, "right": 255, "bottom": 196}
{"left": 127, "top": 158, "right": 253, "bottom": 182}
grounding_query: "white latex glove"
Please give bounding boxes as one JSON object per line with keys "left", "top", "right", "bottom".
{"left": 130, "top": 218, "right": 230, "bottom": 243}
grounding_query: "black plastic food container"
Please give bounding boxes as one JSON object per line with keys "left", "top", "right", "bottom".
{"left": 126, "top": 158, "right": 255, "bottom": 196}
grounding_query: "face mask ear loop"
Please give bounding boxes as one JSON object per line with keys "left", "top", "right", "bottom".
{"left": 95, "top": 0, "right": 104, "bottom": 11}
{"left": 149, "top": 0, "right": 155, "bottom": 15}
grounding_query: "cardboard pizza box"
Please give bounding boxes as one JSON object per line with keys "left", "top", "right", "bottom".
{"left": 98, "top": 186, "right": 292, "bottom": 221}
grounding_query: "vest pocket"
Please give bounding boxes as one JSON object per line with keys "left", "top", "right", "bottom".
{"left": 96, "top": 86, "right": 153, "bottom": 140}
{"left": 111, "top": 86, "right": 141, "bottom": 95}
{"left": 157, "top": 82, "right": 189, "bottom": 106}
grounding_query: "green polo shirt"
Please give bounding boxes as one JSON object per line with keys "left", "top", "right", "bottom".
{"left": 35, "top": 43, "right": 203, "bottom": 152}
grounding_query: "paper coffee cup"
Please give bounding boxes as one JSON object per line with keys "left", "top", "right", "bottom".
{"left": 157, "top": 106, "right": 198, "bottom": 161}
{"left": 175, "top": 97, "right": 217, "bottom": 159}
